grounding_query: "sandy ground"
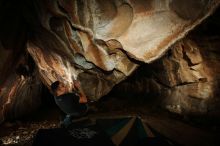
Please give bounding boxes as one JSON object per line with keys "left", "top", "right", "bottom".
{"left": 0, "top": 96, "right": 220, "bottom": 146}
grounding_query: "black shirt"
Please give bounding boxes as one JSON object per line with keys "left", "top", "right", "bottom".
{"left": 54, "top": 93, "right": 87, "bottom": 116}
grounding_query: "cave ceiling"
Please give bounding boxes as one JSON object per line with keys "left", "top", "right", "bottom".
{"left": 27, "top": 0, "right": 219, "bottom": 100}
{"left": 0, "top": 0, "right": 220, "bottom": 122}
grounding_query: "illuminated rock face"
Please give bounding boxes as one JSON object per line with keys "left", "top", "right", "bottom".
{"left": 153, "top": 38, "right": 220, "bottom": 114}
{"left": 114, "top": 37, "right": 220, "bottom": 115}
{"left": 0, "top": 0, "right": 219, "bottom": 121}
{"left": 27, "top": 0, "right": 219, "bottom": 99}
{"left": 0, "top": 45, "right": 42, "bottom": 122}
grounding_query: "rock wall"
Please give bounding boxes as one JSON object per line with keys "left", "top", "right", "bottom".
{"left": 114, "top": 37, "right": 220, "bottom": 115}
{"left": 156, "top": 38, "right": 220, "bottom": 115}
{"left": 0, "top": 0, "right": 219, "bottom": 121}
{"left": 0, "top": 46, "right": 42, "bottom": 122}
{"left": 25, "top": 0, "right": 219, "bottom": 100}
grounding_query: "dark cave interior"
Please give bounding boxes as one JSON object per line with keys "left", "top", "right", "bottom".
{"left": 0, "top": 1, "right": 220, "bottom": 146}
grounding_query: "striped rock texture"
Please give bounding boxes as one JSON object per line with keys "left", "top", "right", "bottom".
{"left": 0, "top": 0, "right": 219, "bottom": 121}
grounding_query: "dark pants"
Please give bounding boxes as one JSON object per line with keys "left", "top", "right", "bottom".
{"left": 54, "top": 93, "right": 88, "bottom": 127}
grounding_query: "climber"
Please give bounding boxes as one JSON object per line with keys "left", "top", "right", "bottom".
{"left": 51, "top": 80, "right": 88, "bottom": 127}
